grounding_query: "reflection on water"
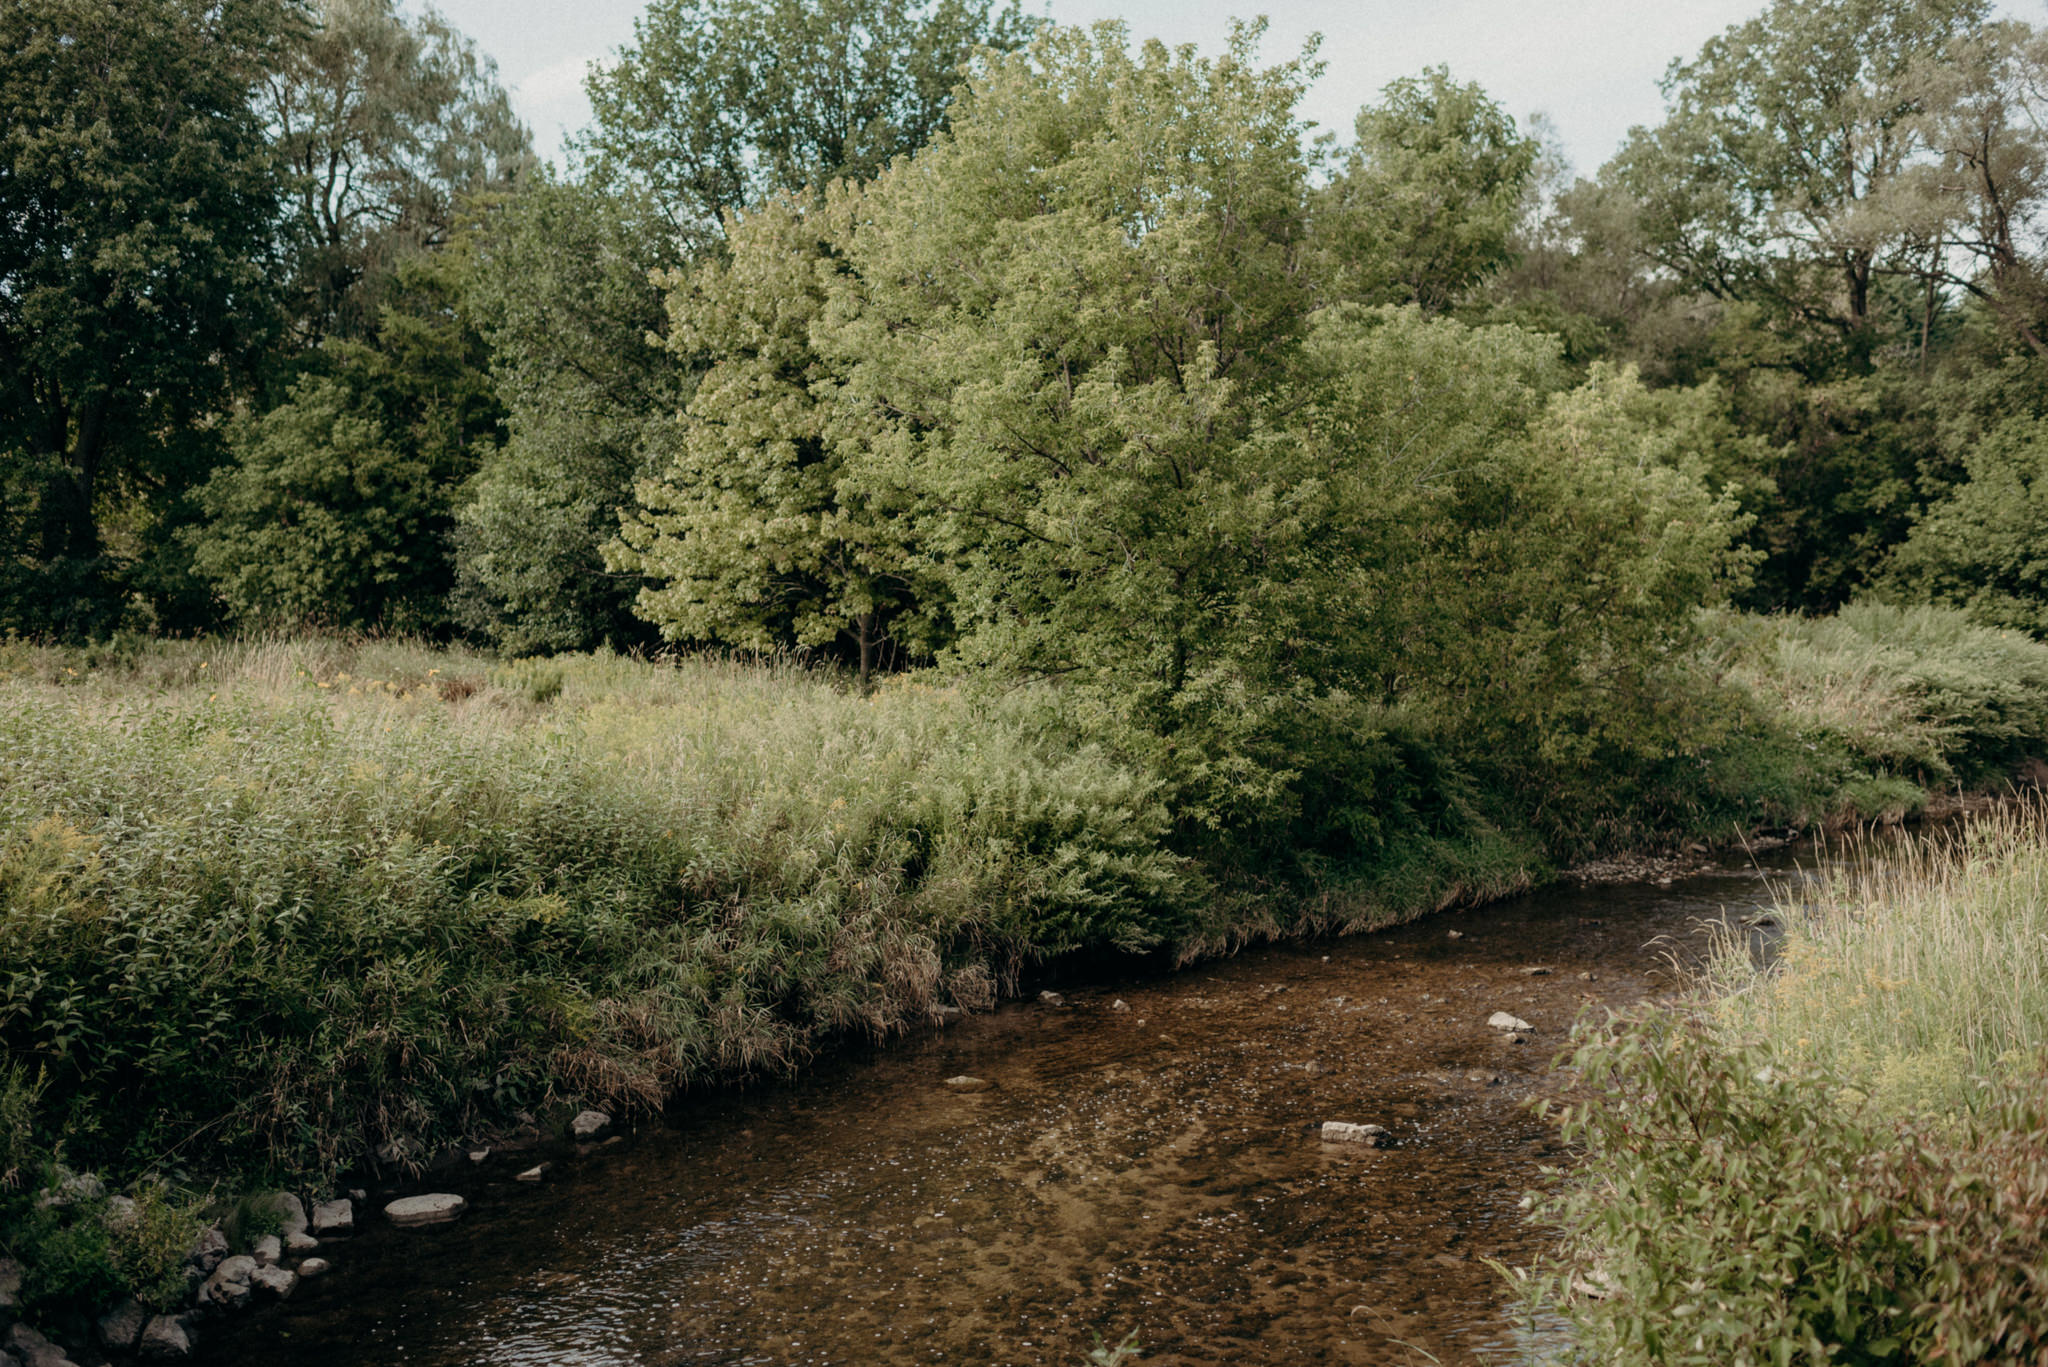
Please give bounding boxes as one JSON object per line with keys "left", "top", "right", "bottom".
{"left": 203, "top": 856, "right": 1806, "bottom": 1367}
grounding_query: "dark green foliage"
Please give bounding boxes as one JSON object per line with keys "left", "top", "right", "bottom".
{"left": 190, "top": 259, "right": 503, "bottom": 631}
{"left": 0, "top": 0, "right": 289, "bottom": 637}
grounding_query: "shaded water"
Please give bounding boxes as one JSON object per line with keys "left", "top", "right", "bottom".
{"left": 202, "top": 855, "right": 1805, "bottom": 1367}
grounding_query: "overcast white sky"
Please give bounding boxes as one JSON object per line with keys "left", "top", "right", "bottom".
{"left": 434, "top": 0, "right": 2045, "bottom": 179}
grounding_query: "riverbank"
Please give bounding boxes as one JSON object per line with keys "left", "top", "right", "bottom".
{"left": 3, "top": 611, "right": 2047, "bottom": 1357}
{"left": 1528, "top": 803, "right": 2048, "bottom": 1365}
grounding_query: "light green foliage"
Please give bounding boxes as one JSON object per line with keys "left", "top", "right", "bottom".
{"left": 1882, "top": 416, "right": 2048, "bottom": 632}
{"left": 0, "top": 0, "right": 288, "bottom": 637}
{"left": 1527, "top": 1011, "right": 2048, "bottom": 1367}
{"left": 455, "top": 179, "right": 685, "bottom": 653}
{"left": 581, "top": 0, "right": 1035, "bottom": 244}
{"left": 1707, "top": 602, "right": 2048, "bottom": 781}
{"left": 1317, "top": 67, "right": 1539, "bottom": 313}
{"left": 612, "top": 189, "right": 934, "bottom": 684}
{"left": 0, "top": 639, "right": 1196, "bottom": 1180}
{"left": 1707, "top": 805, "right": 2048, "bottom": 1114}
{"left": 267, "top": 0, "right": 534, "bottom": 343}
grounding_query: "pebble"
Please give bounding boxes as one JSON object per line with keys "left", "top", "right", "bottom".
{"left": 516, "top": 1164, "right": 549, "bottom": 1182}
{"left": 384, "top": 1193, "right": 467, "bottom": 1228}
{"left": 943, "top": 1076, "right": 991, "bottom": 1093}
{"left": 1038, "top": 990, "right": 1065, "bottom": 1006}
{"left": 1110, "top": 999, "right": 1129, "bottom": 1012}
{"left": 1488, "top": 1012, "right": 1533, "bottom": 1031}
{"left": 1320, "top": 1121, "right": 1391, "bottom": 1147}
{"left": 296, "top": 1258, "right": 330, "bottom": 1279}
{"left": 1446, "top": 930, "right": 1463, "bottom": 940}
{"left": 1521, "top": 966, "right": 1552, "bottom": 976}
{"left": 467, "top": 1148, "right": 490, "bottom": 1164}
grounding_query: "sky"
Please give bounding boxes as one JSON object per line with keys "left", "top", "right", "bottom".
{"left": 432, "top": 0, "right": 2037, "bottom": 180}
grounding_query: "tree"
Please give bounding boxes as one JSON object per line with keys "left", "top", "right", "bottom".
{"left": 1610, "top": 0, "right": 1986, "bottom": 373}
{"left": 0, "top": 0, "right": 289, "bottom": 637}
{"left": 263, "top": 0, "right": 533, "bottom": 344}
{"left": 454, "top": 179, "right": 684, "bottom": 654}
{"left": 580, "top": 0, "right": 1035, "bottom": 246}
{"left": 191, "top": 257, "right": 501, "bottom": 630}
{"left": 611, "top": 188, "right": 934, "bottom": 686}
{"left": 1317, "top": 67, "right": 1540, "bottom": 313}
{"left": 1882, "top": 415, "right": 2048, "bottom": 632}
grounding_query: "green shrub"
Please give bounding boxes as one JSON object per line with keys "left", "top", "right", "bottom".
{"left": 1527, "top": 1011, "right": 2048, "bottom": 1367}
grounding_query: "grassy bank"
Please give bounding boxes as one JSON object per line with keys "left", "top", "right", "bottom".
{"left": 1529, "top": 804, "right": 2048, "bottom": 1365}
{"left": 4, "top": 607, "right": 2048, "bottom": 1330}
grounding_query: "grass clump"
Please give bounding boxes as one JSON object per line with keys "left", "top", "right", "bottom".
{"left": 1528, "top": 806, "right": 2048, "bottom": 1364}
{"left": 0, "top": 637, "right": 1197, "bottom": 1184}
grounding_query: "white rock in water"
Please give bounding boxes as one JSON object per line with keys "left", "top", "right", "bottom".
{"left": 285, "top": 1231, "right": 320, "bottom": 1254}
{"left": 570, "top": 1109, "right": 611, "bottom": 1141}
{"left": 1039, "top": 990, "right": 1065, "bottom": 1006}
{"left": 296, "top": 1258, "right": 330, "bottom": 1278}
{"left": 249, "top": 1264, "right": 298, "bottom": 1299}
{"left": 943, "top": 1076, "right": 991, "bottom": 1092}
{"left": 515, "top": 1164, "right": 549, "bottom": 1183}
{"left": 466, "top": 1148, "right": 490, "bottom": 1164}
{"left": 310, "top": 1199, "right": 353, "bottom": 1237}
{"left": 1488, "top": 1012, "right": 1533, "bottom": 1031}
{"left": 384, "top": 1193, "right": 467, "bottom": 1227}
{"left": 138, "top": 1315, "right": 193, "bottom": 1359}
{"left": 1321, "top": 1121, "right": 1391, "bottom": 1147}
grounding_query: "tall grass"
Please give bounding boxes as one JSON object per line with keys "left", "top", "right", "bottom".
{"left": 0, "top": 637, "right": 1197, "bottom": 1180}
{"left": 1705, "top": 802, "right": 2048, "bottom": 1113}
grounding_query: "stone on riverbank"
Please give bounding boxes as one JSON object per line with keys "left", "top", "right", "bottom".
{"left": 297, "top": 1258, "right": 330, "bottom": 1279}
{"left": 1487, "top": 1012, "right": 1533, "bottom": 1032}
{"left": 250, "top": 1265, "right": 298, "bottom": 1299}
{"left": 385, "top": 1194, "right": 467, "bottom": 1227}
{"left": 137, "top": 1315, "right": 193, "bottom": 1359}
{"left": 286, "top": 1231, "right": 320, "bottom": 1254}
{"left": 0, "top": 1257, "right": 19, "bottom": 1314}
{"left": 7, "top": 1322, "right": 79, "bottom": 1367}
{"left": 186, "top": 1227, "right": 227, "bottom": 1274}
{"left": 97, "top": 1299, "right": 147, "bottom": 1350}
{"left": 266, "top": 1193, "right": 309, "bottom": 1238}
{"left": 199, "top": 1256, "right": 257, "bottom": 1310}
{"left": 251, "top": 1234, "right": 281, "bottom": 1267}
{"left": 310, "top": 1199, "right": 353, "bottom": 1237}
{"left": 516, "top": 1164, "right": 549, "bottom": 1182}
{"left": 570, "top": 1110, "right": 611, "bottom": 1141}
{"left": 1038, "top": 991, "right": 1064, "bottom": 1006}
{"left": 1321, "top": 1122, "right": 1391, "bottom": 1147}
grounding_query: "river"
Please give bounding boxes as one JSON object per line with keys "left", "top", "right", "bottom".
{"left": 199, "top": 851, "right": 1804, "bottom": 1367}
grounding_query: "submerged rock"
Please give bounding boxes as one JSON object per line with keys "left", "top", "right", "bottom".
{"left": 1320, "top": 1121, "right": 1391, "bottom": 1147}
{"left": 570, "top": 1110, "right": 611, "bottom": 1141}
{"left": 384, "top": 1193, "right": 467, "bottom": 1227}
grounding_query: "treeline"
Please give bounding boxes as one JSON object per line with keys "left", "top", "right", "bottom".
{"left": 13, "top": 0, "right": 2048, "bottom": 852}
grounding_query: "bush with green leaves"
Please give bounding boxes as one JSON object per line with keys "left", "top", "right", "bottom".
{"left": 1527, "top": 1011, "right": 2048, "bottom": 1367}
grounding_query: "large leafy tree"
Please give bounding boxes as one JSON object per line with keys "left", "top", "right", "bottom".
{"left": 263, "top": 0, "right": 533, "bottom": 344}
{"left": 0, "top": 0, "right": 290, "bottom": 637}
{"left": 1611, "top": 0, "right": 1986, "bottom": 373}
{"left": 1316, "top": 67, "right": 1540, "bottom": 313}
{"left": 580, "top": 0, "right": 1035, "bottom": 246}
{"left": 454, "top": 179, "right": 685, "bottom": 653}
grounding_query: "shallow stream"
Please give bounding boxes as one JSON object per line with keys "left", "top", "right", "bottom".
{"left": 201, "top": 852, "right": 1806, "bottom": 1367}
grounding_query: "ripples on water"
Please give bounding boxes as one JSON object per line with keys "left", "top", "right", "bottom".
{"left": 204, "top": 857, "right": 1804, "bottom": 1367}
